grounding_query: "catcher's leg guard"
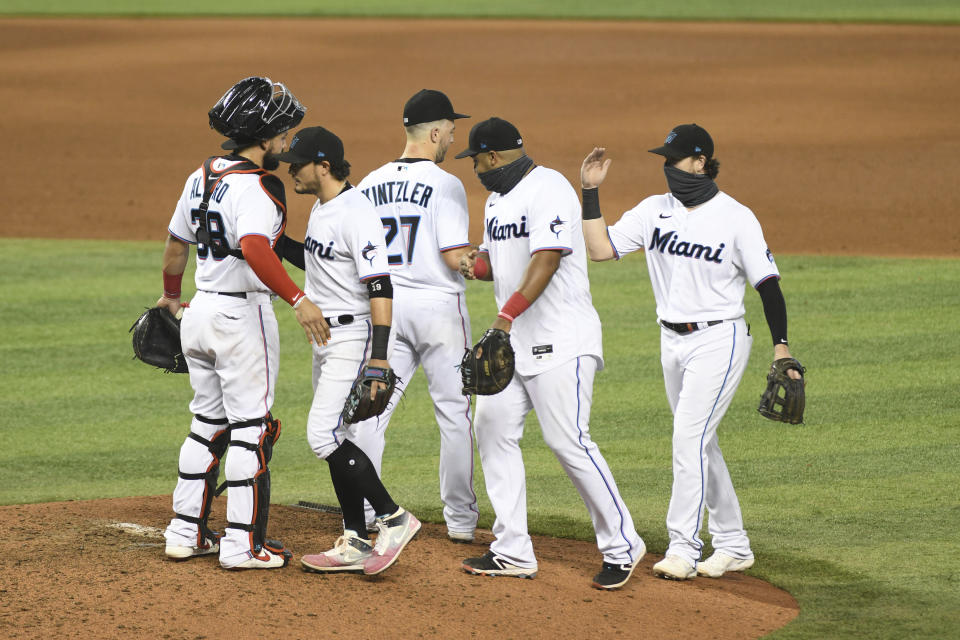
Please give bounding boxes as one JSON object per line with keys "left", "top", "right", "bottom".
{"left": 222, "top": 414, "right": 290, "bottom": 559}
{"left": 172, "top": 414, "right": 229, "bottom": 547}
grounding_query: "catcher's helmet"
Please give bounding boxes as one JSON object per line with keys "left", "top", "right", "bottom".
{"left": 209, "top": 76, "right": 306, "bottom": 149}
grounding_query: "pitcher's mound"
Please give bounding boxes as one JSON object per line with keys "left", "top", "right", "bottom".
{"left": 3, "top": 496, "right": 797, "bottom": 639}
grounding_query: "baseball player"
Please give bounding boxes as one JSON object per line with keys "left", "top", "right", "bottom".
{"left": 158, "top": 76, "right": 330, "bottom": 570}
{"left": 351, "top": 89, "right": 478, "bottom": 542}
{"left": 456, "top": 117, "right": 646, "bottom": 590}
{"left": 274, "top": 126, "right": 421, "bottom": 576}
{"left": 578, "top": 124, "right": 802, "bottom": 580}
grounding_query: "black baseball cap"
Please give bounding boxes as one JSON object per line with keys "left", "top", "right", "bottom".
{"left": 454, "top": 117, "right": 523, "bottom": 159}
{"left": 273, "top": 126, "right": 344, "bottom": 165}
{"left": 402, "top": 89, "right": 469, "bottom": 127}
{"left": 648, "top": 124, "right": 714, "bottom": 160}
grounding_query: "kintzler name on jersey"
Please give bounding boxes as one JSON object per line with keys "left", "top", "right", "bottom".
{"left": 650, "top": 227, "right": 725, "bottom": 263}
{"left": 361, "top": 180, "right": 434, "bottom": 208}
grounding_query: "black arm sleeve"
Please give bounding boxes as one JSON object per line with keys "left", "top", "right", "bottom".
{"left": 274, "top": 234, "right": 305, "bottom": 270}
{"left": 756, "top": 277, "right": 788, "bottom": 346}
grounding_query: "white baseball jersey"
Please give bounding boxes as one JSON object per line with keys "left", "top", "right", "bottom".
{"left": 168, "top": 157, "right": 285, "bottom": 293}
{"left": 357, "top": 159, "right": 470, "bottom": 293}
{"left": 479, "top": 166, "right": 602, "bottom": 375}
{"left": 302, "top": 185, "right": 390, "bottom": 318}
{"left": 606, "top": 191, "right": 779, "bottom": 322}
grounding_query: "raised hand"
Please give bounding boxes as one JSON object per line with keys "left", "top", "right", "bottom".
{"left": 581, "top": 147, "right": 612, "bottom": 189}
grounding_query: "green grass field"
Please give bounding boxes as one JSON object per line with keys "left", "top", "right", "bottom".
{"left": 1, "top": 238, "right": 958, "bottom": 638}
{"left": 1, "top": 0, "right": 959, "bottom": 23}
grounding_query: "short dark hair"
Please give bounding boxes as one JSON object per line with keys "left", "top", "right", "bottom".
{"left": 328, "top": 159, "right": 351, "bottom": 181}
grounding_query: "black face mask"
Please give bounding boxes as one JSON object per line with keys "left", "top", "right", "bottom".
{"left": 479, "top": 155, "right": 535, "bottom": 194}
{"left": 664, "top": 164, "right": 718, "bottom": 208}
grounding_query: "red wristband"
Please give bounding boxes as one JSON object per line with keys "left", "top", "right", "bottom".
{"left": 473, "top": 253, "right": 489, "bottom": 280}
{"left": 497, "top": 291, "right": 531, "bottom": 322}
{"left": 163, "top": 271, "right": 183, "bottom": 299}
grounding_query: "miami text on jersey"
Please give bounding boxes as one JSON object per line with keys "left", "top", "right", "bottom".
{"left": 361, "top": 181, "right": 434, "bottom": 208}
{"left": 486, "top": 215, "right": 530, "bottom": 241}
{"left": 650, "top": 227, "right": 725, "bottom": 263}
{"left": 305, "top": 235, "right": 335, "bottom": 260}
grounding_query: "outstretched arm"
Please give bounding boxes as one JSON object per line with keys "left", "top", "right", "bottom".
{"left": 579, "top": 147, "right": 617, "bottom": 262}
{"left": 491, "top": 249, "right": 562, "bottom": 333}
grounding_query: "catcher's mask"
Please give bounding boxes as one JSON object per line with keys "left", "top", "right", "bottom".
{"left": 209, "top": 76, "right": 306, "bottom": 150}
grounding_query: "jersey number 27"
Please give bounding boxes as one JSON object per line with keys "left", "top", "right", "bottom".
{"left": 381, "top": 214, "right": 420, "bottom": 266}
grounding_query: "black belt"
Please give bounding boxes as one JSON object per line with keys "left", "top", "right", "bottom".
{"left": 661, "top": 320, "right": 723, "bottom": 335}
{"left": 325, "top": 314, "right": 354, "bottom": 327}
{"left": 213, "top": 291, "right": 353, "bottom": 327}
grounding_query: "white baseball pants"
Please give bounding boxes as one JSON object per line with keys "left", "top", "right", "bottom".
{"left": 661, "top": 317, "right": 754, "bottom": 565}
{"left": 474, "top": 356, "right": 643, "bottom": 568}
{"left": 352, "top": 290, "right": 478, "bottom": 534}
{"left": 164, "top": 291, "right": 278, "bottom": 562}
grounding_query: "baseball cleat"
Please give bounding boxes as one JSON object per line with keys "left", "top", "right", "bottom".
{"left": 592, "top": 541, "right": 645, "bottom": 590}
{"left": 301, "top": 531, "right": 374, "bottom": 574}
{"left": 221, "top": 547, "right": 290, "bottom": 570}
{"left": 592, "top": 562, "right": 636, "bottom": 590}
{"left": 652, "top": 554, "right": 697, "bottom": 580}
{"left": 362, "top": 507, "right": 421, "bottom": 575}
{"left": 462, "top": 551, "right": 538, "bottom": 579}
{"left": 164, "top": 538, "right": 219, "bottom": 560}
{"left": 697, "top": 551, "right": 755, "bottom": 578}
{"left": 447, "top": 530, "right": 475, "bottom": 544}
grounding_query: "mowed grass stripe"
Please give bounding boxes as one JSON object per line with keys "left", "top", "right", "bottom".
{"left": 1, "top": 238, "right": 958, "bottom": 638}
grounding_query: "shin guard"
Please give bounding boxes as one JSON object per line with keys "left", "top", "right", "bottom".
{"left": 175, "top": 415, "right": 229, "bottom": 546}
{"left": 223, "top": 413, "right": 289, "bottom": 558}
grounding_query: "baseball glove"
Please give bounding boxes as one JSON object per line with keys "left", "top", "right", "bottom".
{"left": 461, "top": 328, "right": 515, "bottom": 396}
{"left": 757, "top": 357, "right": 806, "bottom": 424}
{"left": 341, "top": 365, "right": 397, "bottom": 424}
{"left": 130, "top": 307, "right": 188, "bottom": 374}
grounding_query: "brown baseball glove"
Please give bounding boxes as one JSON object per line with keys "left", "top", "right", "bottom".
{"left": 461, "top": 328, "right": 515, "bottom": 396}
{"left": 757, "top": 357, "right": 806, "bottom": 424}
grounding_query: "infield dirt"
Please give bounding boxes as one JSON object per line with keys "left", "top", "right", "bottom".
{"left": 1, "top": 16, "right": 957, "bottom": 640}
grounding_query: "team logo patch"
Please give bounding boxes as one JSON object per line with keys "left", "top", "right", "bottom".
{"left": 361, "top": 241, "right": 378, "bottom": 265}
{"left": 766, "top": 248, "right": 775, "bottom": 263}
{"left": 549, "top": 216, "right": 565, "bottom": 238}
{"left": 665, "top": 131, "right": 677, "bottom": 143}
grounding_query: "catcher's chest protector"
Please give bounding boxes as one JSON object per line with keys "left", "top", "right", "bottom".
{"left": 196, "top": 157, "right": 282, "bottom": 260}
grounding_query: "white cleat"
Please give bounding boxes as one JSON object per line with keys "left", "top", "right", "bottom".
{"left": 652, "top": 554, "right": 697, "bottom": 580}
{"left": 165, "top": 538, "right": 219, "bottom": 560}
{"left": 221, "top": 548, "right": 290, "bottom": 570}
{"left": 697, "top": 551, "right": 755, "bottom": 578}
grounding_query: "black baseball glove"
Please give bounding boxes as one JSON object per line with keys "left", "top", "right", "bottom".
{"left": 461, "top": 328, "right": 515, "bottom": 396}
{"left": 341, "top": 365, "right": 397, "bottom": 424}
{"left": 757, "top": 357, "right": 806, "bottom": 424}
{"left": 130, "top": 307, "right": 188, "bottom": 374}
